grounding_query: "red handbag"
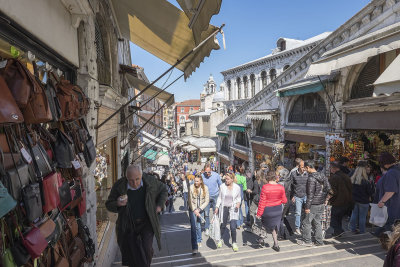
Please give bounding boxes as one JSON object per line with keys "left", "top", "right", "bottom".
{"left": 21, "top": 226, "right": 48, "bottom": 259}
{"left": 42, "top": 172, "right": 60, "bottom": 213}
{"left": 77, "top": 177, "right": 86, "bottom": 217}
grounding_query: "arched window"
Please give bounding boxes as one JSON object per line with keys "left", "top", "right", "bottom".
{"left": 250, "top": 74, "right": 256, "bottom": 97}
{"left": 261, "top": 71, "right": 267, "bottom": 89}
{"left": 256, "top": 120, "right": 275, "bottom": 139}
{"left": 283, "top": 65, "right": 290, "bottom": 71}
{"left": 237, "top": 77, "right": 241, "bottom": 99}
{"left": 243, "top": 76, "right": 248, "bottom": 98}
{"left": 288, "top": 93, "right": 329, "bottom": 124}
{"left": 350, "top": 55, "right": 380, "bottom": 99}
{"left": 269, "top": 69, "right": 277, "bottom": 81}
{"left": 227, "top": 80, "right": 232, "bottom": 100}
{"left": 221, "top": 137, "right": 229, "bottom": 153}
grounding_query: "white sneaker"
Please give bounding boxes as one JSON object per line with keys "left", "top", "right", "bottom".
{"left": 198, "top": 243, "right": 202, "bottom": 248}
{"left": 205, "top": 229, "right": 209, "bottom": 236}
{"left": 295, "top": 228, "right": 301, "bottom": 235}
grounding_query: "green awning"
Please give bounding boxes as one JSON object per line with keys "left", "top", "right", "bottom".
{"left": 277, "top": 82, "right": 324, "bottom": 97}
{"left": 143, "top": 149, "right": 158, "bottom": 160}
{"left": 229, "top": 126, "right": 246, "bottom": 132}
{"left": 217, "top": 132, "right": 229, "bottom": 137}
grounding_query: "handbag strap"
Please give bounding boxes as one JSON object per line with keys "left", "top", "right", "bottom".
{"left": 4, "top": 127, "right": 24, "bottom": 187}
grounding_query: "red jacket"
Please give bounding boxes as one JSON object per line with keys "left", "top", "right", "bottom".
{"left": 257, "top": 183, "right": 287, "bottom": 217}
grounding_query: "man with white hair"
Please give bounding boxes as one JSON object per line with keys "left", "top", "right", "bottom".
{"left": 106, "top": 164, "right": 168, "bottom": 267}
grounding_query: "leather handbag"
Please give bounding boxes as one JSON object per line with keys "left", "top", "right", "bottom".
{"left": 29, "top": 138, "right": 53, "bottom": 179}
{"left": 69, "top": 180, "right": 82, "bottom": 209}
{"left": 41, "top": 172, "right": 60, "bottom": 213}
{"left": 72, "top": 85, "right": 89, "bottom": 118}
{"left": 50, "top": 212, "right": 65, "bottom": 247}
{"left": 59, "top": 181, "right": 72, "bottom": 210}
{"left": 53, "top": 242, "right": 69, "bottom": 267}
{"left": 80, "top": 120, "right": 96, "bottom": 167}
{"left": 68, "top": 237, "right": 85, "bottom": 267}
{"left": 51, "top": 129, "right": 75, "bottom": 169}
{"left": 67, "top": 216, "right": 79, "bottom": 239}
{"left": 20, "top": 226, "right": 48, "bottom": 259}
{"left": 0, "top": 148, "right": 21, "bottom": 170}
{"left": 50, "top": 73, "right": 77, "bottom": 121}
{"left": 10, "top": 240, "right": 30, "bottom": 266}
{"left": 0, "top": 180, "right": 17, "bottom": 218}
{"left": 77, "top": 219, "right": 95, "bottom": 262}
{"left": 77, "top": 188, "right": 86, "bottom": 217}
{"left": 0, "top": 76, "right": 23, "bottom": 124}
{"left": 39, "top": 218, "right": 56, "bottom": 242}
{"left": 4, "top": 159, "right": 30, "bottom": 201}
{"left": 44, "top": 79, "right": 62, "bottom": 122}
{"left": 22, "top": 183, "right": 43, "bottom": 222}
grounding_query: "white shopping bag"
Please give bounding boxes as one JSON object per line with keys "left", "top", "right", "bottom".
{"left": 369, "top": 203, "right": 388, "bottom": 227}
{"left": 209, "top": 214, "right": 221, "bottom": 241}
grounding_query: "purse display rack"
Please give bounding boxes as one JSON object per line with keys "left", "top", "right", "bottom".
{"left": 0, "top": 57, "right": 96, "bottom": 266}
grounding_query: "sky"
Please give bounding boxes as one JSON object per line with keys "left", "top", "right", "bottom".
{"left": 130, "top": 0, "right": 371, "bottom": 103}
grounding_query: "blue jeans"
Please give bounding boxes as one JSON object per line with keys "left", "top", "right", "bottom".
{"left": 295, "top": 196, "right": 307, "bottom": 229}
{"left": 349, "top": 203, "right": 369, "bottom": 233}
{"left": 183, "top": 192, "right": 188, "bottom": 210}
{"left": 237, "top": 190, "right": 244, "bottom": 227}
{"left": 244, "top": 197, "right": 250, "bottom": 223}
{"left": 205, "top": 195, "right": 218, "bottom": 230}
{"left": 168, "top": 196, "right": 174, "bottom": 212}
{"left": 189, "top": 210, "right": 198, "bottom": 250}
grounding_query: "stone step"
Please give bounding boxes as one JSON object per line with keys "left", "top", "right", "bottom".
{"left": 151, "top": 234, "right": 382, "bottom": 267}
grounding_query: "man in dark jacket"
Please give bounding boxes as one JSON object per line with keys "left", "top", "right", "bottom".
{"left": 106, "top": 164, "right": 168, "bottom": 267}
{"left": 290, "top": 160, "right": 308, "bottom": 235}
{"left": 298, "top": 161, "right": 331, "bottom": 247}
{"left": 329, "top": 161, "right": 353, "bottom": 238}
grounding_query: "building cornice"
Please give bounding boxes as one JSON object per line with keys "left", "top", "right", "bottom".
{"left": 217, "top": 0, "right": 399, "bottom": 131}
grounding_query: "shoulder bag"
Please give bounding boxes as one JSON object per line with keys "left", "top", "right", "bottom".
{"left": 59, "top": 180, "right": 72, "bottom": 210}
{"left": 20, "top": 226, "right": 48, "bottom": 259}
{"left": 41, "top": 172, "right": 60, "bottom": 213}
{"left": 50, "top": 73, "right": 77, "bottom": 121}
{"left": 1, "top": 219, "right": 17, "bottom": 267}
{"left": 22, "top": 182, "right": 43, "bottom": 222}
{"left": 0, "top": 76, "right": 23, "bottom": 124}
{"left": 44, "top": 78, "right": 62, "bottom": 122}
{"left": 25, "top": 129, "right": 52, "bottom": 179}
{"left": 38, "top": 217, "right": 56, "bottom": 243}
{"left": 53, "top": 241, "right": 69, "bottom": 267}
{"left": 0, "top": 180, "right": 17, "bottom": 219}
{"left": 72, "top": 85, "right": 90, "bottom": 118}
{"left": 76, "top": 218, "right": 95, "bottom": 262}
{"left": 51, "top": 128, "right": 75, "bottom": 169}
{"left": 68, "top": 236, "right": 85, "bottom": 267}
{"left": 80, "top": 119, "right": 95, "bottom": 167}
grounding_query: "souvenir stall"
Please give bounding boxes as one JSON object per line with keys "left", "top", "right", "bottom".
{"left": 283, "top": 141, "right": 326, "bottom": 172}
{"left": 0, "top": 54, "right": 96, "bottom": 266}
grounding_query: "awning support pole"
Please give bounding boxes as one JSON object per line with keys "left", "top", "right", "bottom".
{"left": 95, "top": 24, "right": 225, "bottom": 130}
{"left": 317, "top": 75, "right": 341, "bottom": 120}
{"left": 131, "top": 133, "right": 169, "bottom": 164}
{"left": 121, "top": 94, "right": 173, "bottom": 149}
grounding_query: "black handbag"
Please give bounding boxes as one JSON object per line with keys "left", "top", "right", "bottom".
{"left": 51, "top": 129, "right": 75, "bottom": 169}
{"left": 80, "top": 119, "right": 96, "bottom": 167}
{"left": 24, "top": 129, "right": 52, "bottom": 179}
{"left": 44, "top": 79, "right": 62, "bottom": 122}
{"left": 59, "top": 181, "right": 72, "bottom": 210}
{"left": 22, "top": 183, "right": 43, "bottom": 222}
{"left": 50, "top": 211, "right": 66, "bottom": 246}
{"left": 77, "top": 218, "right": 95, "bottom": 262}
{"left": 10, "top": 239, "right": 31, "bottom": 266}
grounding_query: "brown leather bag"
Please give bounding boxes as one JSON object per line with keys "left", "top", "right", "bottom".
{"left": 39, "top": 218, "right": 56, "bottom": 240}
{"left": 0, "top": 58, "right": 31, "bottom": 108}
{"left": 0, "top": 76, "right": 24, "bottom": 123}
{"left": 50, "top": 73, "right": 77, "bottom": 121}
{"left": 68, "top": 237, "right": 85, "bottom": 267}
{"left": 53, "top": 241, "right": 69, "bottom": 267}
{"left": 71, "top": 85, "right": 90, "bottom": 118}
{"left": 67, "top": 216, "right": 79, "bottom": 238}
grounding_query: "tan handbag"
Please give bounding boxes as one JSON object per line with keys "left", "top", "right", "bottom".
{"left": 0, "top": 76, "right": 24, "bottom": 124}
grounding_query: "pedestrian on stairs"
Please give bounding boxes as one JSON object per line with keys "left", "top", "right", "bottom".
{"left": 256, "top": 170, "right": 287, "bottom": 252}
{"left": 290, "top": 159, "right": 308, "bottom": 236}
{"left": 188, "top": 175, "right": 209, "bottom": 252}
{"left": 202, "top": 164, "right": 222, "bottom": 236}
{"left": 215, "top": 173, "right": 241, "bottom": 252}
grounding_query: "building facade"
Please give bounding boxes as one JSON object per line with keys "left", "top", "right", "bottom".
{"left": 217, "top": 0, "right": 400, "bottom": 175}
{"left": 175, "top": 99, "right": 201, "bottom": 137}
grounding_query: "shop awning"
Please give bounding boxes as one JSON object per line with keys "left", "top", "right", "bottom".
{"left": 275, "top": 75, "right": 337, "bottom": 97}
{"left": 228, "top": 123, "right": 247, "bottom": 132}
{"left": 200, "top": 147, "right": 216, "bottom": 153}
{"left": 140, "top": 131, "right": 169, "bottom": 149}
{"left": 217, "top": 132, "right": 229, "bottom": 137}
{"left": 307, "top": 22, "right": 400, "bottom": 76}
{"left": 111, "top": 0, "right": 220, "bottom": 79}
{"left": 373, "top": 54, "right": 400, "bottom": 96}
{"left": 155, "top": 153, "right": 170, "bottom": 166}
{"left": 122, "top": 66, "right": 175, "bottom": 106}
{"left": 182, "top": 145, "right": 198, "bottom": 152}
{"left": 177, "top": 0, "right": 222, "bottom": 45}
{"left": 143, "top": 149, "right": 158, "bottom": 160}
{"left": 247, "top": 109, "right": 278, "bottom": 120}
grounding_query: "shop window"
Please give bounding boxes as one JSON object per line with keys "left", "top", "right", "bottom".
{"left": 243, "top": 76, "right": 248, "bottom": 98}
{"left": 261, "top": 71, "right": 267, "bottom": 89}
{"left": 288, "top": 93, "right": 329, "bottom": 124}
{"left": 181, "top": 107, "right": 185, "bottom": 112}
{"left": 235, "top": 132, "right": 249, "bottom": 147}
{"left": 227, "top": 80, "right": 232, "bottom": 100}
{"left": 250, "top": 74, "right": 256, "bottom": 97}
{"left": 270, "top": 69, "right": 277, "bottom": 80}
{"left": 237, "top": 77, "right": 241, "bottom": 99}
{"left": 95, "top": 137, "right": 117, "bottom": 246}
{"left": 221, "top": 137, "right": 229, "bottom": 153}
{"left": 256, "top": 119, "right": 276, "bottom": 139}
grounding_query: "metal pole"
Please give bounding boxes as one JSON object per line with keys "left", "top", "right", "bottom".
{"left": 317, "top": 75, "right": 341, "bottom": 119}
{"left": 95, "top": 24, "right": 225, "bottom": 129}
{"left": 132, "top": 133, "right": 170, "bottom": 163}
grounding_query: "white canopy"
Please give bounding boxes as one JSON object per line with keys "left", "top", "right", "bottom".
{"left": 307, "top": 22, "right": 400, "bottom": 76}
{"left": 111, "top": 0, "right": 220, "bottom": 78}
{"left": 200, "top": 147, "right": 216, "bottom": 153}
{"left": 373, "top": 54, "right": 400, "bottom": 96}
{"left": 182, "top": 145, "right": 198, "bottom": 152}
{"left": 155, "top": 154, "right": 170, "bottom": 166}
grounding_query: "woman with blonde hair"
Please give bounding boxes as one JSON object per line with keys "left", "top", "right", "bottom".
{"left": 349, "top": 160, "right": 375, "bottom": 234}
{"left": 384, "top": 222, "right": 400, "bottom": 266}
{"left": 189, "top": 175, "right": 209, "bottom": 250}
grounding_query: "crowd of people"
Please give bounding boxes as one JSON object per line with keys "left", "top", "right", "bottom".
{"left": 105, "top": 149, "right": 400, "bottom": 266}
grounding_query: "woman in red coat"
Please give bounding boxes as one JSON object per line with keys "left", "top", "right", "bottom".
{"left": 256, "top": 170, "right": 287, "bottom": 252}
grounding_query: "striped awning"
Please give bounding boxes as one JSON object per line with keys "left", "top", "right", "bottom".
{"left": 247, "top": 109, "right": 278, "bottom": 120}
